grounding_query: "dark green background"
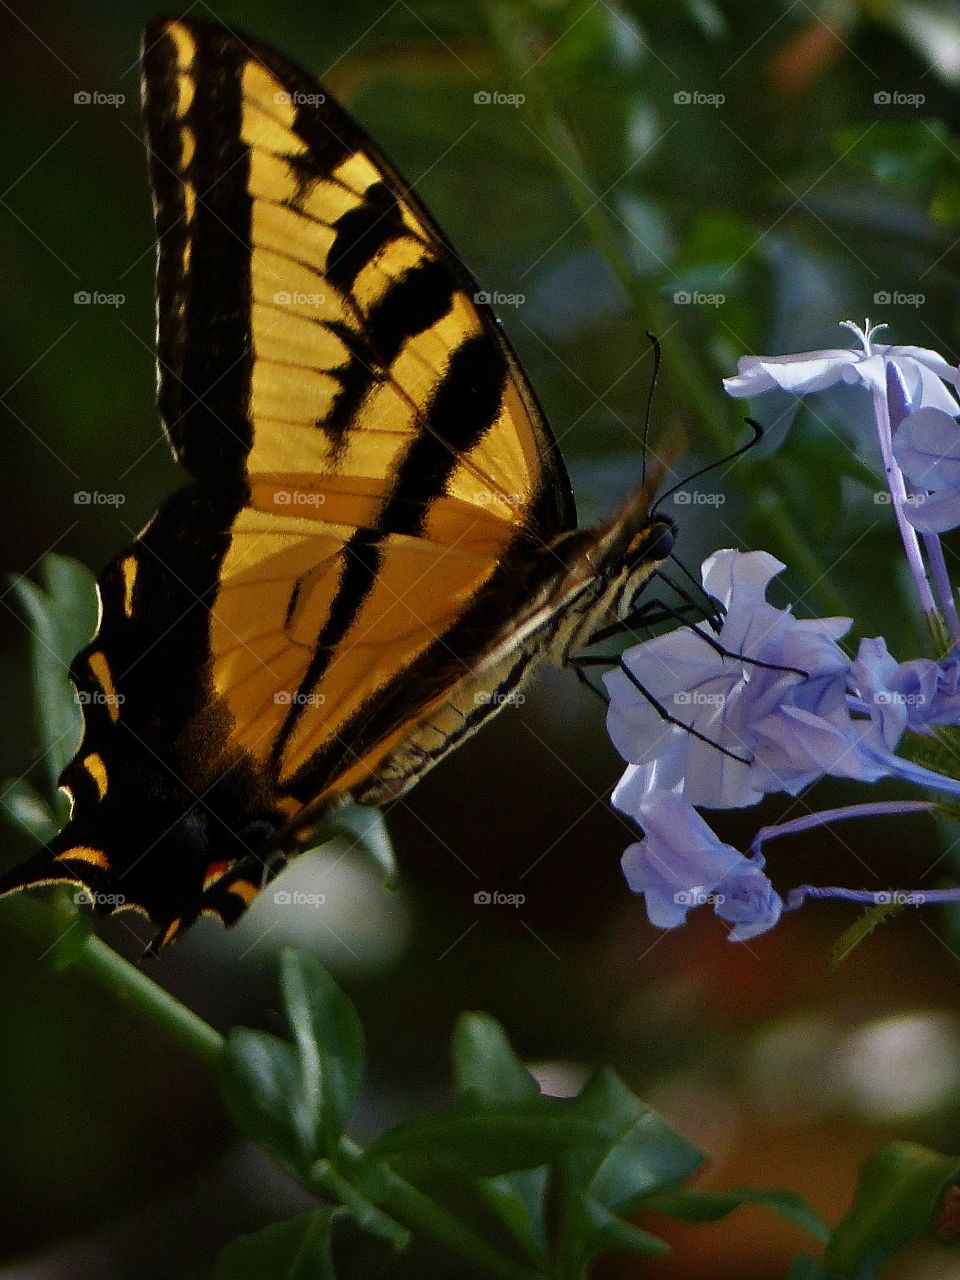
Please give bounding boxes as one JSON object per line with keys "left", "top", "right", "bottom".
{"left": 3, "top": 1, "right": 960, "bottom": 1276}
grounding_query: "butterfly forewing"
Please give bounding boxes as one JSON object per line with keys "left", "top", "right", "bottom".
{"left": 0, "top": 17, "right": 593, "bottom": 946}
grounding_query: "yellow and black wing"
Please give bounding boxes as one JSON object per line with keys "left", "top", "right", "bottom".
{"left": 0, "top": 17, "right": 575, "bottom": 948}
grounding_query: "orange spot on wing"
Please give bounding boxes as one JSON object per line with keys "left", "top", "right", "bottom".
{"left": 55, "top": 845, "right": 109, "bottom": 869}
{"left": 226, "top": 879, "right": 259, "bottom": 906}
{"left": 202, "top": 860, "right": 231, "bottom": 891}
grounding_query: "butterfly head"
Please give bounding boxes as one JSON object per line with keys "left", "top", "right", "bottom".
{"left": 586, "top": 512, "right": 674, "bottom": 626}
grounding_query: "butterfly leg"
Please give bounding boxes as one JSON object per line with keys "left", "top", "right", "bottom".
{"left": 590, "top": 586, "right": 808, "bottom": 681}
{"left": 568, "top": 653, "right": 753, "bottom": 766}
{"left": 587, "top": 597, "right": 705, "bottom": 647}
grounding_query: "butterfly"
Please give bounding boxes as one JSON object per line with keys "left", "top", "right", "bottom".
{"left": 0, "top": 17, "right": 675, "bottom": 952}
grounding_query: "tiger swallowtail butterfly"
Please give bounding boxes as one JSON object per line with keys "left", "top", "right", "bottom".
{"left": 0, "top": 18, "right": 675, "bottom": 952}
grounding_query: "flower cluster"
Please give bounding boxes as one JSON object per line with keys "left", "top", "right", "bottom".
{"left": 609, "top": 321, "right": 960, "bottom": 940}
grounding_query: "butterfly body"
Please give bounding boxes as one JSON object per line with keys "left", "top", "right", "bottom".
{"left": 0, "top": 18, "right": 673, "bottom": 949}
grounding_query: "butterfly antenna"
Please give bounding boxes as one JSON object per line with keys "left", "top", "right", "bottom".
{"left": 651, "top": 418, "right": 763, "bottom": 519}
{"left": 640, "top": 331, "right": 662, "bottom": 489}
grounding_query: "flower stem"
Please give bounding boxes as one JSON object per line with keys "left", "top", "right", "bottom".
{"left": 786, "top": 884, "right": 960, "bottom": 910}
{"left": 921, "top": 532, "right": 960, "bottom": 650}
{"left": 0, "top": 894, "right": 223, "bottom": 1067}
{"left": 750, "top": 800, "right": 936, "bottom": 858}
{"left": 872, "top": 387, "right": 937, "bottom": 616}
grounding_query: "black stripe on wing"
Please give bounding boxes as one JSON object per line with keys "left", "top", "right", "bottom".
{"left": 269, "top": 333, "right": 510, "bottom": 771}
{"left": 142, "top": 22, "right": 255, "bottom": 476}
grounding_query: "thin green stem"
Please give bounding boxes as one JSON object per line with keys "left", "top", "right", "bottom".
{"left": 0, "top": 895, "right": 223, "bottom": 1067}
{"left": 353, "top": 1157, "right": 547, "bottom": 1280}
{"left": 3, "top": 898, "right": 545, "bottom": 1277}
{"left": 378, "top": 1178, "right": 542, "bottom": 1280}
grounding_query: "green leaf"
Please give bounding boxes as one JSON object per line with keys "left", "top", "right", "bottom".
{"left": 671, "top": 209, "right": 759, "bottom": 282}
{"left": 215, "top": 1208, "right": 337, "bottom": 1279}
{"left": 304, "top": 804, "right": 397, "bottom": 888}
{"left": 369, "top": 1100, "right": 605, "bottom": 1176}
{"left": 643, "top": 1185, "right": 829, "bottom": 1242}
{"left": 474, "top": 1171, "right": 550, "bottom": 1265}
{"left": 932, "top": 173, "right": 960, "bottom": 228}
{"left": 825, "top": 1141, "right": 960, "bottom": 1279}
{"left": 451, "top": 1014, "right": 550, "bottom": 1260}
{"left": 279, "top": 950, "right": 365, "bottom": 1153}
{"left": 834, "top": 121, "right": 949, "bottom": 189}
{"left": 541, "top": 2, "right": 645, "bottom": 84}
{"left": 574, "top": 1193, "right": 668, "bottom": 1263}
{"left": 11, "top": 555, "right": 97, "bottom": 803}
{"left": 219, "top": 1028, "right": 317, "bottom": 1176}
{"left": 47, "top": 904, "right": 94, "bottom": 971}
{"left": 683, "top": 0, "right": 727, "bottom": 37}
{"left": 452, "top": 1013, "right": 541, "bottom": 1106}
{"left": 566, "top": 1069, "right": 703, "bottom": 1212}
{"left": 312, "top": 1158, "right": 410, "bottom": 1251}
{"left": 0, "top": 777, "right": 59, "bottom": 843}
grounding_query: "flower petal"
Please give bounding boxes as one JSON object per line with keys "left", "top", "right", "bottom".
{"left": 622, "top": 795, "right": 782, "bottom": 939}
{"left": 722, "top": 350, "right": 860, "bottom": 398}
{"left": 893, "top": 406, "right": 960, "bottom": 491}
{"left": 901, "top": 491, "right": 960, "bottom": 533}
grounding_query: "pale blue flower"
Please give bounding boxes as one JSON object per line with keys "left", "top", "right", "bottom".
{"left": 723, "top": 321, "right": 960, "bottom": 412}
{"left": 621, "top": 793, "right": 782, "bottom": 941}
{"left": 605, "top": 550, "right": 886, "bottom": 812}
{"left": 892, "top": 405, "right": 960, "bottom": 533}
{"left": 852, "top": 637, "right": 960, "bottom": 745}
{"left": 724, "top": 320, "right": 960, "bottom": 638}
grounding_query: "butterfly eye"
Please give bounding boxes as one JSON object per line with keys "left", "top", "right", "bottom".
{"left": 631, "top": 520, "right": 674, "bottom": 565}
